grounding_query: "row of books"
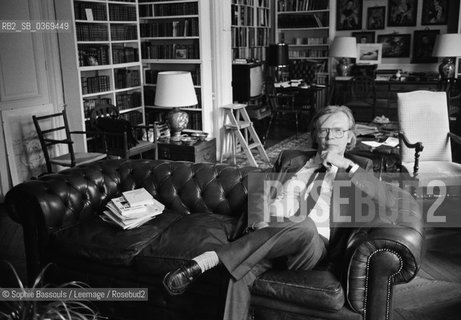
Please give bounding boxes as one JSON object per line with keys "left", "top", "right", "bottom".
{"left": 145, "top": 68, "right": 201, "bottom": 86}
{"left": 112, "top": 46, "right": 139, "bottom": 64}
{"left": 289, "top": 48, "right": 328, "bottom": 58}
{"left": 141, "top": 43, "right": 200, "bottom": 60}
{"left": 101, "top": 188, "right": 164, "bottom": 230}
{"left": 139, "top": 2, "right": 198, "bottom": 17}
{"left": 121, "top": 110, "right": 144, "bottom": 127}
{"left": 83, "top": 98, "right": 112, "bottom": 118}
{"left": 111, "top": 25, "right": 138, "bottom": 41}
{"left": 232, "top": 4, "right": 255, "bottom": 26}
{"left": 81, "top": 75, "right": 111, "bottom": 95}
{"left": 140, "top": 19, "right": 199, "bottom": 38}
{"left": 232, "top": 47, "right": 266, "bottom": 61}
{"left": 78, "top": 45, "right": 109, "bottom": 67}
{"left": 278, "top": 0, "right": 328, "bottom": 12}
{"left": 116, "top": 91, "right": 142, "bottom": 110}
{"left": 76, "top": 24, "right": 109, "bottom": 42}
{"left": 114, "top": 69, "right": 141, "bottom": 89}
{"left": 232, "top": 0, "right": 270, "bottom": 7}
{"left": 278, "top": 12, "right": 328, "bottom": 28}
{"left": 74, "top": 3, "right": 107, "bottom": 21}
{"left": 109, "top": 6, "right": 137, "bottom": 22}
{"left": 232, "top": 26, "right": 269, "bottom": 49}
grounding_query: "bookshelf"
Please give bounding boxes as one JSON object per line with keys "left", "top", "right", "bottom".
{"left": 56, "top": 0, "right": 145, "bottom": 152}
{"left": 139, "top": 0, "right": 213, "bottom": 134}
{"left": 276, "top": 0, "right": 330, "bottom": 62}
{"left": 231, "top": 0, "right": 271, "bottom": 61}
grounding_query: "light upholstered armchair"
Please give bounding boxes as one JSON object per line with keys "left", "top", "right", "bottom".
{"left": 397, "top": 90, "right": 461, "bottom": 221}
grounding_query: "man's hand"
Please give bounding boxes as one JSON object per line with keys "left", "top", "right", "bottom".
{"left": 320, "top": 150, "right": 354, "bottom": 169}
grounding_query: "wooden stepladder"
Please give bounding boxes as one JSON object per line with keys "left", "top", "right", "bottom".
{"left": 220, "top": 103, "right": 270, "bottom": 167}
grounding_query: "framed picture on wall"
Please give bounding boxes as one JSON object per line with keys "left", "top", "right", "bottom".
{"left": 377, "top": 34, "right": 411, "bottom": 57}
{"left": 352, "top": 31, "right": 376, "bottom": 44}
{"left": 356, "top": 43, "right": 382, "bottom": 65}
{"left": 421, "top": 0, "right": 448, "bottom": 25}
{"left": 387, "top": 0, "right": 418, "bottom": 27}
{"left": 367, "top": 6, "right": 385, "bottom": 30}
{"left": 412, "top": 29, "right": 439, "bottom": 63}
{"left": 336, "top": 0, "right": 362, "bottom": 30}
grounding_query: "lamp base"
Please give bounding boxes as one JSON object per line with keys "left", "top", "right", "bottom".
{"left": 439, "top": 58, "right": 456, "bottom": 79}
{"left": 170, "top": 132, "right": 182, "bottom": 142}
{"left": 336, "top": 58, "right": 353, "bottom": 77}
{"left": 167, "top": 107, "right": 189, "bottom": 141}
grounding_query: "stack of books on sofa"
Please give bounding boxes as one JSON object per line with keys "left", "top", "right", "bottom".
{"left": 101, "top": 188, "right": 165, "bottom": 230}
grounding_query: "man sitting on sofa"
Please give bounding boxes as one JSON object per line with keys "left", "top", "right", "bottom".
{"left": 163, "top": 105, "right": 396, "bottom": 320}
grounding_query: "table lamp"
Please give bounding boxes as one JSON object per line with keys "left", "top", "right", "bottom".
{"left": 432, "top": 33, "right": 461, "bottom": 79}
{"left": 330, "top": 37, "right": 357, "bottom": 77}
{"left": 155, "top": 71, "right": 198, "bottom": 141}
{"left": 266, "top": 43, "right": 289, "bottom": 82}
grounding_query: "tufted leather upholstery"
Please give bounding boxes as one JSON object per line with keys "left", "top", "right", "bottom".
{"left": 289, "top": 60, "right": 322, "bottom": 83}
{"left": 5, "top": 158, "right": 424, "bottom": 320}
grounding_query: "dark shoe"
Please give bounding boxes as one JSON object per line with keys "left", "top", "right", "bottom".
{"left": 163, "top": 260, "right": 202, "bottom": 295}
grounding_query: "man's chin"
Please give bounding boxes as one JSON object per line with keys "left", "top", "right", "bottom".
{"left": 322, "top": 145, "right": 344, "bottom": 154}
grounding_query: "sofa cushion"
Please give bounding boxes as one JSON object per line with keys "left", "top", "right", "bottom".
{"left": 251, "top": 269, "right": 345, "bottom": 312}
{"left": 134, "top": 212, "right": 237, "bottom": 275}
{"left": 49, "top": 210, "right": 184, "bottom": 266}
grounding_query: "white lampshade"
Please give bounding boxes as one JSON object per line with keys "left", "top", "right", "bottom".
{"left": 154, "top": 71, "right": 198, "bottom": 107}
{"left": 329, "top": 36, "right": 357, "bottom": 58}
{"left": 432, "top": 33, "right": 461, "bottom": 57}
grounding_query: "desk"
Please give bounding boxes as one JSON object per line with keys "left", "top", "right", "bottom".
{"left": 157, "top": 138, "right": 216, "bottom": 162}
{"left": 330, "top": 79, "right": 440, "bottom": 121}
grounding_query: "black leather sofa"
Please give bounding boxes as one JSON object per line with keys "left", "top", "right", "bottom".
{"left": 5, "top": 157, "right": 424, "bottom": 320}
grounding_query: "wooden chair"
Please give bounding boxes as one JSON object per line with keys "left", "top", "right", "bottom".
{"left": 263, "top": 77, "right": 299, "bottom": 140}
{"left": 32, "top": 109, "right": 107, "bottom": 174}
{"left": 345, "top": 76, "right": 376, "bottom": 122}
{"left": 397, "top": 90, "right": 461, "bottom": 221}
{"left": 90, "top": 104, "right": 158, "bottom": 159}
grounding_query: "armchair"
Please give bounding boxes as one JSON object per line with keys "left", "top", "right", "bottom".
{"left": 397, "top": 90, "right": 461, "bottom": 221}
{"left": 90, "top": 104, "right": 158, "bottom": 159}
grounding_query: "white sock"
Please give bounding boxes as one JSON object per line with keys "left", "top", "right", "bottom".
{"left": 192, "top": 251, "right": 220, "bottom": 273}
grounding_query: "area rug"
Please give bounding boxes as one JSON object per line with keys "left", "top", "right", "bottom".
{"left": 232, "top": 132, "right": 313, "bottom": 169}
{"left": 393, "top": 276, "right": 461, "bottom": 320}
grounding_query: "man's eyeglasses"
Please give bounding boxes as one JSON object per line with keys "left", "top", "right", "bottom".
{"left": 317, "top": 128, "right": 351, "bottom": 138}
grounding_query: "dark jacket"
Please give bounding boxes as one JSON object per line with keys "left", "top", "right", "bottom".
{"left": 249, "top": 149, "right": 397, "bottom": 275}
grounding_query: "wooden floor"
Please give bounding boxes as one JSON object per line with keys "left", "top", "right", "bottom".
{"left": 1, "top": 122, "right": 461, "bottom": 318}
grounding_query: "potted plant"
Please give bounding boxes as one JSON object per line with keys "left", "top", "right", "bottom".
{"left": 0, "top": 262, "right": 101, "bottom": 320}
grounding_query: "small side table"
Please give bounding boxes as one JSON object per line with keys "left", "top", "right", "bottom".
{"left": 157, "top": 138, "right": 216, "bottom": 163}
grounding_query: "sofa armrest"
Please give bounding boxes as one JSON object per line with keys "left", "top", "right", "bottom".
{"left": 343, "top": 186, "right": 424, "bottom": 319}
